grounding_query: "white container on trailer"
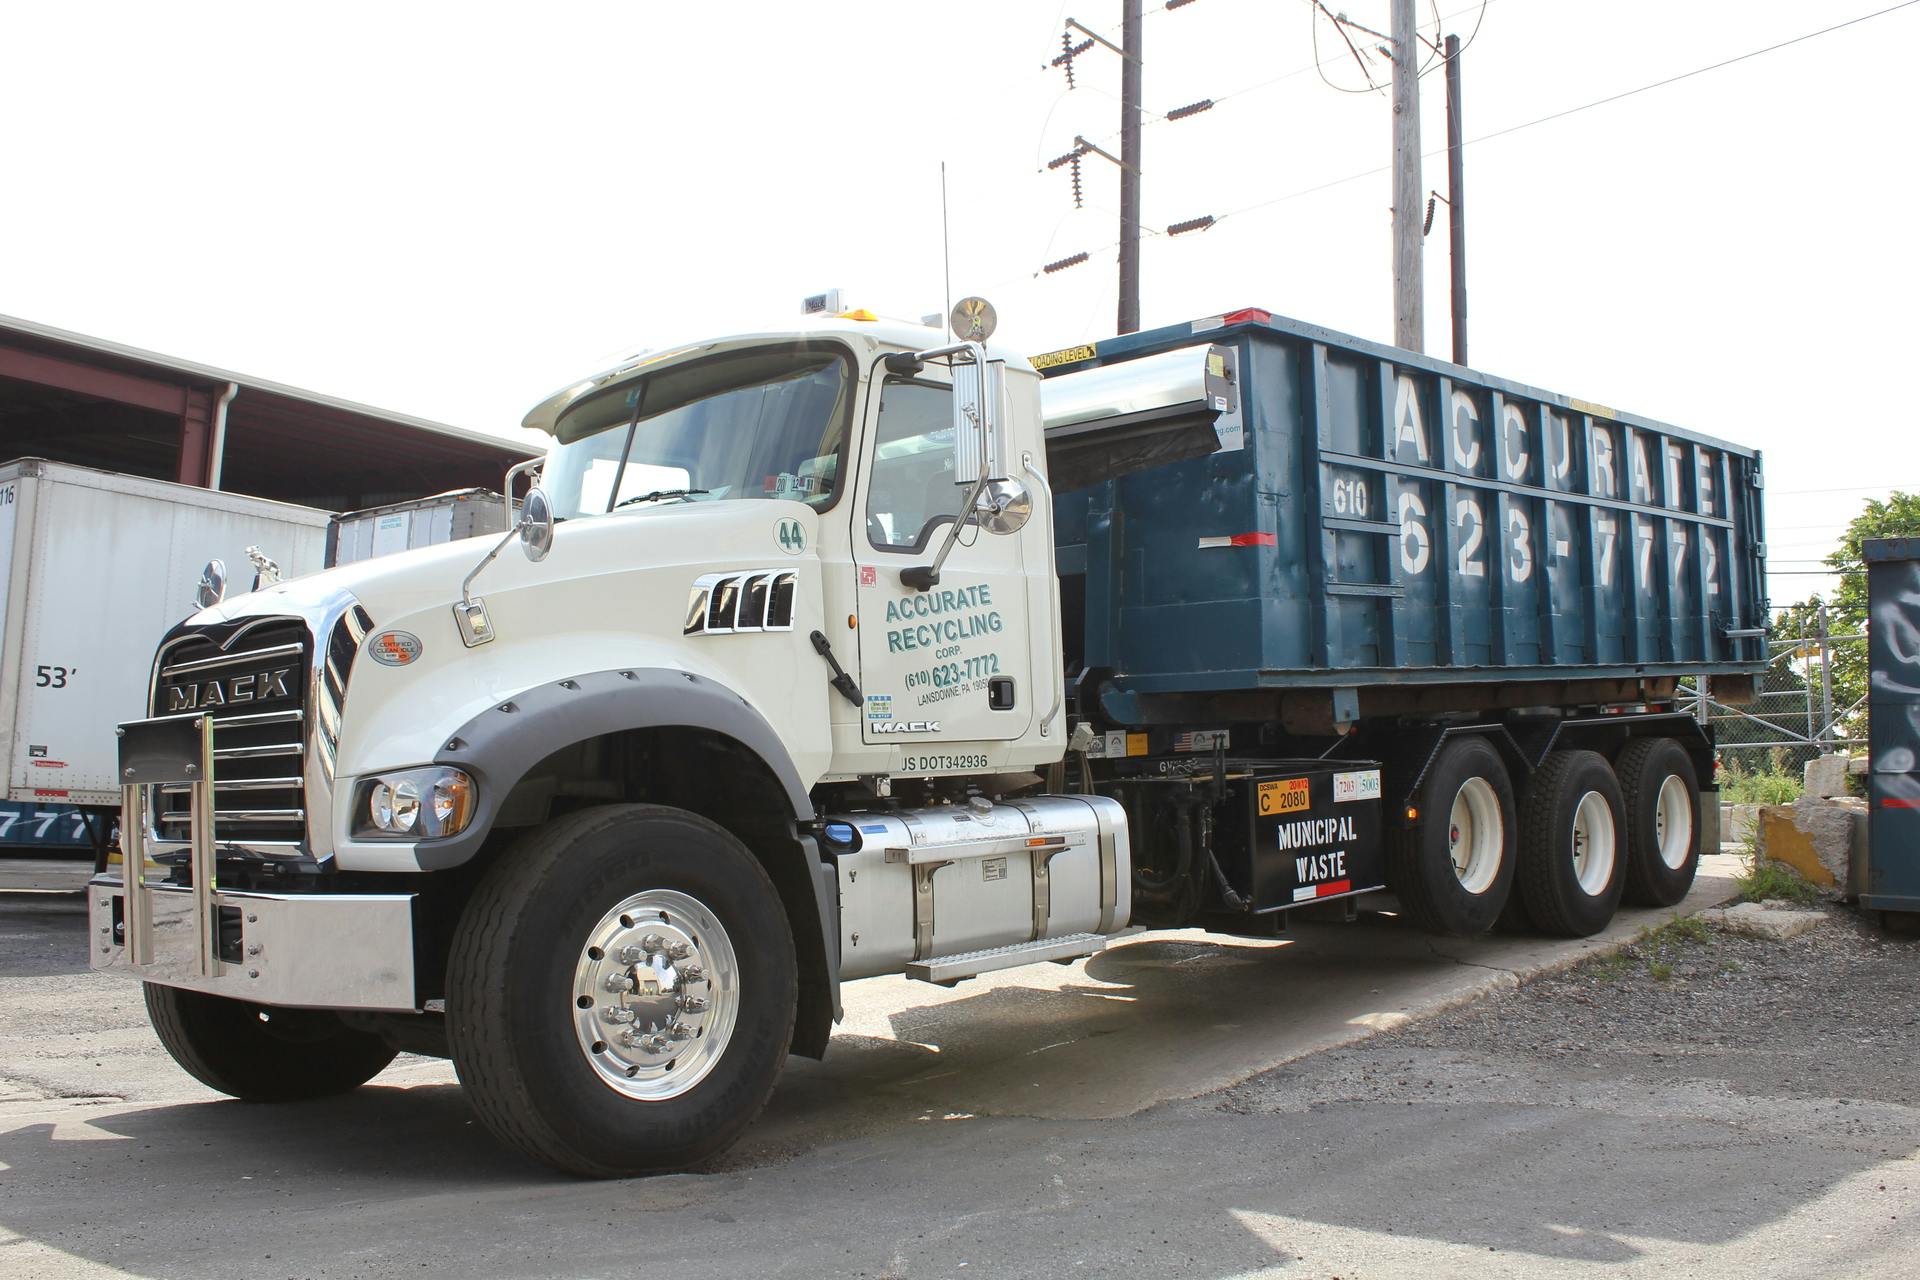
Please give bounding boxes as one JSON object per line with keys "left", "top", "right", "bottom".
{"left": 0, "top": 458, "right": 330, "bottom": 811}
{"left": 325, "top": 488, "right": 511, "bottom": 568}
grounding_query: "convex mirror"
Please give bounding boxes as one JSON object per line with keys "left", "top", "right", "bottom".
{"left": 520, "top": 487, "right": 555, "bottom": 562}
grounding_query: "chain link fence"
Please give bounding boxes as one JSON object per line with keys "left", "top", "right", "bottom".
{"left": 1679, "top": 610, "right": 1866, "bottom": 780}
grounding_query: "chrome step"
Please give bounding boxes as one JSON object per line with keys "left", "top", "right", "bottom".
{"left": 213, "top": 742, "right": 304, "bottom": 762}
{"left": 159, "top": 777, "right": 301, "bottom": 795}
{"left": 159, "top": 809, "right": 305, "bottom": 826}
{"left": 904, "top": 933, "right": 1107, "bottom": 986}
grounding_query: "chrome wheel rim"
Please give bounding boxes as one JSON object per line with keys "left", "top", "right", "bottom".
{"left": 1654, "top": 775, "right": 1693, "bottom": 870}
{"left": 1571, "top": 790, "right": 1618, "bottom": 896}
{"left": 571, "top": 888, "right": 739, "bottom": 1101}
{"left": 1448, "top": 776, "right": 1502, "bottom": 895}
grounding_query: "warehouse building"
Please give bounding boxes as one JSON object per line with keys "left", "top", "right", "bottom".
{"left": 0, "top": 313, "right": 533, "bottom": 510}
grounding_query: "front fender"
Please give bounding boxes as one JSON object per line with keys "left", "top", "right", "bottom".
{"left": 416, "top": 666, "right": 813, "bottom": 872}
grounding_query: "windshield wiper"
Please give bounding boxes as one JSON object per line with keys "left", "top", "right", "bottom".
{"left": 612, "top": 488, "right": 711, "bottom": 510}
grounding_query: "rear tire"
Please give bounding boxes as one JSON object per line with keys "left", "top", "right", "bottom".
{"left": 447, "top": 804, "right": 796, "bottom": 1178}
{"left": 1518, "top": 750, "right": 1627, "bottom": 937}
{"left": 1616, "top": 738, "right": 1702, "bottom": 907}
{"left": 1389, "top": 736, "right": 1517, "bottom": 935}
{"left": 144, "top": 984, "right": 397, "bottom": 1101}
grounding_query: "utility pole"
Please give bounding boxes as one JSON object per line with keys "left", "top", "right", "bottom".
{"left": 1117, "top": 0, "right": 1144, "bottom": 335}
{"left": 1390, "top": 0, "right": 1423, "bottom": 352}
{"left": 1444, "top": 32, "right": 1467, "bottom": 366}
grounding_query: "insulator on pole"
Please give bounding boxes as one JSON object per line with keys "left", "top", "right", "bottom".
{"left": 1042, "top": 251, "right": 1091, "bottom": 274}
{"left": 1167, "top": 214, "right": 1216, "bottom": 236}
{"left": 1165, "top": 98, "right": 1214, "bottom": 121}
{"left": 1046, "top": 144, "right": 1090, "bottom": 171}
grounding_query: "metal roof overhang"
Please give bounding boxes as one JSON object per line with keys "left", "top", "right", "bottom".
{"left": 0, "top": 313, "right": 537, "bottom": 508}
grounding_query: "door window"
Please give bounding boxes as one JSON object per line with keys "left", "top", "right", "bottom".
{"left": 865, "top": 380, "right": 967, "bottom": 552}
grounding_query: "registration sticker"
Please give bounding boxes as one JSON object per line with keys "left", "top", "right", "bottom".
{"left": 1256, "top": 777, "right": 1312, "bottom": 816}
{"left": 1333, "top": 769, "right": 1382, "bottom": 804}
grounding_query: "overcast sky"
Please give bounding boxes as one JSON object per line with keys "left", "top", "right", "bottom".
{"left": 4, "top": 0, "right": 1914, "bottom": 604}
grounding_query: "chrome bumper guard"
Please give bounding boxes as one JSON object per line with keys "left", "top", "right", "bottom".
{"left": 95, "top": 713, "right": 418, "bottom": 1012}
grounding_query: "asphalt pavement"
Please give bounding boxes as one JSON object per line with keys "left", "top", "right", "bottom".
{"left": 0, "top": 855, "right": 1913, "bottom": 1279}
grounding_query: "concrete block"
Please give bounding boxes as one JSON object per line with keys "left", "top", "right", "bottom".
{"left": 1756, "top": 797, "right": 1868, "bottom": 891}
{"left": 1803, "top": 753, "right": 1850, "bottom": 800}
{"left": 1720, "top": 802, "right": 1760, "bottom": 847}
{"left": 1698, "top": 900, "right": 1827, "bottom": 940}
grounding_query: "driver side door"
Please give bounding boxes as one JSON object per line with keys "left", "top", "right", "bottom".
{"left": 851, "top": 372, "right": 1033, "bottom": 745}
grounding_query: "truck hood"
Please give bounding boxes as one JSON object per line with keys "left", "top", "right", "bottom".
{"left": 188, "top": 500, "right": 804, "bottom": 630}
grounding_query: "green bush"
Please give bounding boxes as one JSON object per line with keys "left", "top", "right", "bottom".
{"left": 1719, "top": 756, "right": 1802, "bottom": 805}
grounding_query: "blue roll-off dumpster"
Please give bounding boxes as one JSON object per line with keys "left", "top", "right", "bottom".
{"left": 1864, "top": 536, "right": 1920, "bottom": 913}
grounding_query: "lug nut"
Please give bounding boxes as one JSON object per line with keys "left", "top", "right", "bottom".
{"left": 603, "top": 1006, "right": 636, "bottom": 1024}
{"left": 679, "top": 995, "right": 710, "bottom": 1014}
{"left": 678, "top": 964, "right": 705, "bottom": 984}
{"left": 666, "top": 940, "right": 692, "bottom": 960}
{"left": 640, "top": 933, "right": 667, "bottom": 954}
{"left": 604, "top": 972, "right": 632, "bottom": 993}
{"left": 638, "top": 1033, "right": 670, "bottom": 1054}
{"left": 617, "top": 944, "right": 645, "bottom": 965}
{"left": 668, "top": 1022, "right": 696, "bottom": 1042}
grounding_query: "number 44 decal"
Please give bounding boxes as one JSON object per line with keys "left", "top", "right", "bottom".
{"left": 775, "top": 518, "right": 807, "bottom": 555}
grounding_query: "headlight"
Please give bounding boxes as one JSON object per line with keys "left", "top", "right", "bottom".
{"left": 354, "top": 767, "right": 475, "bottom": 840}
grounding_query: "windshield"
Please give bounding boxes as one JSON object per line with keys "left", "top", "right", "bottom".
{"left": 543, "top": 345, "right": 852, "bottom": 520}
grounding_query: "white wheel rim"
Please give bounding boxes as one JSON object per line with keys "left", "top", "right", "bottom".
{"left": 1571, "top": 790, "right": 1618, "bottom": 896}
{"left": 571, "top": 888, "right": 740, "bottom": 1101}
{"left": 1448, "top": 776, "right": 1502, "bottom": 895}
{"left": 1653, "top": 774, "right": 1693, "bottom": 870}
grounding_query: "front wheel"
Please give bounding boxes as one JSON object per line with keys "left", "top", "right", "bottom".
{"left": 447, "top": 804, "right": 796, "bottom": 1178}
{"left": 144, "top": 984, "right": 397, "bottom": 1101}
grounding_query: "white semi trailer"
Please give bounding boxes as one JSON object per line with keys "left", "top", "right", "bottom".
{"left": 0, "top": 459, "right": 328, "bottom": 885}
{"left": 93, "top": 304, "right": 1764, "bottom": 1176}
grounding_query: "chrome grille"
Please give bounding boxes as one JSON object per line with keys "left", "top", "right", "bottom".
{"left": 151, "top": 620, "right": 312, "bottom": 852}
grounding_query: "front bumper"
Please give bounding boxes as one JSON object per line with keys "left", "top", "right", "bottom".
{"left": 89, "top": 875, "right": 420, "bottom": 1012}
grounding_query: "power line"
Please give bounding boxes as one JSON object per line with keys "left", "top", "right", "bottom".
{"left": 1771, "top": 481, "right": 1920, "bottom": 495}
{"left": 1026, "top": 0, "right": 1920, "bottom": 286}
{"left": 1207, "top": 0, "right": 1920, "bottom": 231}
{"left": 1463, "top": 0, "right": 1920, "bottom": 151}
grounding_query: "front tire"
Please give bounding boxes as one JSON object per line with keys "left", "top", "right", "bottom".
{"left": 1389, "top": 736, "right": 1518, "bottom": 935}
{"left": 144, "top": 984, "right": 397, "bottom": 1101}
{"left": 1616, "top": 738, "right": 1701, "bottom": 907}
{"left": 1517, "top": 750, "right": 1628, "bottom": 937}
{"left": 447, "top": 804, "right": 796, "bottom": 1178}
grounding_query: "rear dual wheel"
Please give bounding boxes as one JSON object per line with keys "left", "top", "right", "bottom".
{"left": 1514, "top": 750, "right": 1628, "bottom": 937}
{"left": 1390, "top": 736, "right": 1518, "bottom": 936}
{"left": 1616, "top": 738, "right": 1702, "bottom": 907}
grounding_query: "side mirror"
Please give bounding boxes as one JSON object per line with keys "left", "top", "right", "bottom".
{"left": 194, "top": 559, "right": 227, "bottom": 610}
{"left": 949, "top": 349, "right": 1008, "bottom": 488}
{"left": 519, "top": 487, "right": 554, "bottom": 563}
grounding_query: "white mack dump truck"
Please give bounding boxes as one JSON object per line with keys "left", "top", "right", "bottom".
{"left": 95, "top": 303, "right": 1766, "bottom": 1176}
